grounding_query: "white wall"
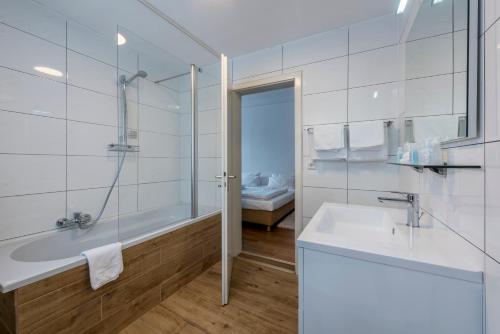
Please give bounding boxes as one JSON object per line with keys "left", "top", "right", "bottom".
{"left": 232, "top": 1, "right": 500, "bottom": 332}
{"left": 0, "top": 0, "right": 208, "bottom": 241}
{"left": 232, "top": 14, "right": 403, "bottom": 226}
{"left": 241, "top": 87, "right": 295, "bottom": 177}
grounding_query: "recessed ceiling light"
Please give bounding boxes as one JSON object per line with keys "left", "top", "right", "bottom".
{"left": 373, "top": 91, "right": 379, "bottom": 99}
{"left": 33, "top": 66, "right": 63, "bottom": 77}
{"left": 397, "top": 0, "right": 408, "bottom": 14}
{"left": 431, "top": 0, "right": 444, "bottom": 5}
{"left": 117, "top": 32, "right": 127, "bottom": 46}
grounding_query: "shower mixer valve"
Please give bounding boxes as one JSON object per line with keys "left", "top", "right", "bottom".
{"left": 56, "top": 212, "right": 93, "bottom": 229}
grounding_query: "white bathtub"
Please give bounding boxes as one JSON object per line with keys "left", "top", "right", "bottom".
{"left": 0, "top": 204, "right": 221, "bottom": 292}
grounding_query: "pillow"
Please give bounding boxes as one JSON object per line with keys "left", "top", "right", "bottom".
{"left": 268, "top": 174, "right": 288, "bottom": 188}
{"left": 242, "top": 172, "right": 261, "bottom": 187}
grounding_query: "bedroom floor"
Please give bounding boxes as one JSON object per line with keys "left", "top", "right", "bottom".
{"left": 121, "top": 258, "right": 298, "bottom": 334}
{"left": 242, "top": 212, "right": 295, "bottom": 266}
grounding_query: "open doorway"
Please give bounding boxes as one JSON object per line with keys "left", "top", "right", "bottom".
{"left": 225, "top": 73, "right": 302, "bottom": 275}
{"left": 239, "top": 86, "right": 296, "bottom": 269}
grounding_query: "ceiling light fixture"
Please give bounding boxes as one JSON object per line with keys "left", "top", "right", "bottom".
{"left": 373, "top": 91, "right": 379, "bottom": 99}
{"left": 397, "top": 0, "right": 408, "bottom": 14}
{"left": 33, "top": 66, "right": 63, "bottom": 77}
{"left": 117, "top": 32, "right": 127, "bottom": 46}
{"left": 431, "top": 0, "right": 444, "bottom": 6}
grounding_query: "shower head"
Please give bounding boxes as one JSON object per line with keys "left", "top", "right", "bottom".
{"left": 120, "top": 70, "right": 148, "bottom": 85}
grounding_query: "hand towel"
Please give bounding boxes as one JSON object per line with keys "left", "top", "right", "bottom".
{"left": 313, "top": 124, "right": 345, "bottom": 151}
{"left": 81, "top": 242, "right": 123, "bottom": 290}
{"left": 349, "top": 121, "right": 385, "bottom": 150}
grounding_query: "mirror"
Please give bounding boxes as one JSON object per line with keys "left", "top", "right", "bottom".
{"left": 399, "top": 0, "right": 478, "bottom": 146}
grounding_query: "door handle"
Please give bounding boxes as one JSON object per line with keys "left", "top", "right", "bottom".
{"left": 227, "top": 175, "right": 236, "bottom": 179}
{"left": 215, "top": 175, "right": 223, "bottom": 179}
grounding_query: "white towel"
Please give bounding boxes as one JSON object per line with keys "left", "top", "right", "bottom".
{"left": 313, "top": 124, "right": 345, "bottom": 151}
{"left": 81, "top": 242, "right": 123, "bottom": 290}
{"left": 349, "top": 121, "right": 385, "bottom": 150}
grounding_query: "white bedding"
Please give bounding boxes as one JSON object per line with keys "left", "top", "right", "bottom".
{"left": 241, "top": 186, "right": 288, "bottom": 200}
{"left": 242, "top": 190, "right": 295, "bottom": 211}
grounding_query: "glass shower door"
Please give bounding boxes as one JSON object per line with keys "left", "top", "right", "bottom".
{"left": 117, "top": 26, "right": 193, "bottom": 240}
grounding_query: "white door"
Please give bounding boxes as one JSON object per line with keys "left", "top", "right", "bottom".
{"left": 221, "top": 55, "right": 242, "bottom": 305}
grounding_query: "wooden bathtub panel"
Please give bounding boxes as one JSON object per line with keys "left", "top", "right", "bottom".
{"left": 0, "top": 214, "right": 221, "bottom": 334}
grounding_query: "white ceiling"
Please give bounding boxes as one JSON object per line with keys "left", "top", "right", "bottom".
{"left": 148, "top": 0, "right": 400, "bottom": 57}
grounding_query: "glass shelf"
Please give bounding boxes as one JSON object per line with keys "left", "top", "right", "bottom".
{"left": 387, "top": 161, "right": 481, "bottom": 175}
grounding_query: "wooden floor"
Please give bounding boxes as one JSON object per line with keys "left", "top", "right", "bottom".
{"left": 121, "top": 258, "right": 298, "bottom": 334}
{"left": 242, "top": 221, "right": 295, "bottom": 263}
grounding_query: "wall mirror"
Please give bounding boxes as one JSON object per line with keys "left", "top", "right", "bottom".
{"left": 399, "top": 0, "right": 478, "bottom": 146}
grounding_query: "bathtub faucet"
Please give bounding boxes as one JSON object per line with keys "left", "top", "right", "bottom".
{"left": 56, "top": 212, "right": 93, "bottom": 229}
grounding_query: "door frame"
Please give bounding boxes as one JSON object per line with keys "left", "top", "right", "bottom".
{"left": 230, "top": 71, "right": 303, "bottom": 263}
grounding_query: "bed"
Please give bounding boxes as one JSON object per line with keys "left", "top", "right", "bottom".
{"left": 241, "top": 186, "right": 295, "bottom": 231}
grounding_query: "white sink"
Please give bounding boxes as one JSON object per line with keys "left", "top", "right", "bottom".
{"left": 297, "top": 203, "right": 485, "bottom": 334}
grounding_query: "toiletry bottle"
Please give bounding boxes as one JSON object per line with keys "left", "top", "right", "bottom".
{"left": 410, "top": 143, "right": 419, "bottom": 164}
{"left": 397, "top": 147, "right": 403, "bottom": 162}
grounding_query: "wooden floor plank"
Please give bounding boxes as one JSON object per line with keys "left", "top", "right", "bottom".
{"left": 121, "top": 258, "right": 297, "bottom": 334}
{"left": 242, "top": 222, "right": 295, "bottom": 263}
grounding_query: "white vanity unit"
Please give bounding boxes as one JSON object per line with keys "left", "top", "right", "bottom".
{"left": 297, "top": 203, "right": 484, "bottom": 334}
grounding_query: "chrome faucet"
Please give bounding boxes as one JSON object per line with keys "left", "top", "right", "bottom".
{"left": 377, "top": 192, "right": 420, "bottom": 228}
{"left": 56, "top": 212, "right": 93, "bottom": 229}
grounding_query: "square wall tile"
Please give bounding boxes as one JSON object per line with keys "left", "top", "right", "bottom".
{"left": 68, "top": 51, "right": 117, "bottom": 96}
{"left": 485, "top": 22, "right": 500, "bottom": 142}
{"left": 349, "top": 14, "right": 398, "bottom": 54}
{"left": 303, "top": 187, "right": 347, "bottom": 218}
{"left": 348, "top": 162, "right": 400, "bottom": 192}
{"left": 67, "top": 86, "right": 118, "bottom": 126}
{"left": 0, "top": 155, "right": 66, "bottom": 197}
{"left": 303, "top": 90, "right": 347, "bottom": 125}
{"left": 67, "top": 121, "right": 117, "bottom": 156}
{"left": 138, "top": 181, "right": 179, "bottom": 211}
{"left": 232, "top": 46, "right": 282, "bottom": 80}
{"left": 405, "top": 74, "right": 453, "bottom": 117}
{"left": 67, "top": 21, "right": 117, "bottom": 66}
{"left": 405, "top": 34, "right": 453, "bottom": 79}
{"left": 407, "top": 0, "right": 453, "bottom": 41}
{"left": 348, "top": 82, "right": 400, "bottom": 122}
{"left": 0, "top": 192, "right": 66, "bottom": 241}
{"left": 349, "top": 45, "right": 400, "bottom": 88}
{"left": 0, "top": 0, "right": 66, "bottom": 46}
{"left": 283, "top": 28, "right": 348, "bottom": 68}
{"left": 139, "top": 157, "right": 180, "bottom": 183}
{"left": 486, "top": 141, "right": 500, "bottom": 260}
{"left": 0, "top": 110, "right": 66, "bottom": 155}
{"left": 486, "top": 256, "right": 500, "bottom": 333}
{"left": 303, "top": 159, "right": 347, "bottom": 189}
{"left": 67, "top": 156, "right": 118, "bottom": 190}
{"left": 139, "top": 104, "right": 179, "bottom": 135}
{"left": 140, "top": 131, "right": 180, "bottom": 158}
{"left": 294, "top": 57, "right": 348, "bottom": 94}
{"left": 0, "top": 23, "right": 66, "bottom": 82}
{"left": 0, "top": 67, "right": 66, "bottom": 119}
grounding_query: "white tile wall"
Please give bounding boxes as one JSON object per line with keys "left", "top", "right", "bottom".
{"left": 349, "top": 46, "right": 400, "bottom": 87}
{"left": 405, "top": 75, "right": 453, "bottom": 117}
{"left": 303, "top": 187, "right": 347, "bottom": 218}
{"left": 349, "top": 14, "right": 398, "bottom": 54}
{"left": 0, "top": 1, "right": 219, "bottom": 242}
{"left": 295, "top": 57, "right": 348, "bottom": 94}
{"left": 348, "top": 82, "right": 400, "bottom": 121}
{"left": 303, "top": 90, "right": 347, "bottom": 125}
{"left": 283, "top": 28, "right": 348, "bottom": 68}
{"left": 486, "top": 141, "right": 500, "bottom": 259}
{"left": 405, "top": 33, "right": 453, "bottom": 79}
{"left": 232, "top": 46, "right": 282, "bottom": 80}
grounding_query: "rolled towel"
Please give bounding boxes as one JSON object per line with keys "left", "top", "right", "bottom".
{"left": 81, "top": 242, "right": 123, "bottom": 290}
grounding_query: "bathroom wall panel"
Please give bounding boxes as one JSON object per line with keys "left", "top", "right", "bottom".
{"left": 404, "top": 74, "right": 453, "bottom": 117}
{"left": 0, "top": 192, "right": 66, "bottom": 241}
{"left": 283, "top": 28, "right": 348, "bottom": 68}
{"left": 420, "top": 144, "right": 485, "bottom": 251}
{"left": 67, "top": 86, "right": 118, "bottom": 126}
{"left": 67, "top": 121, "right": 117, "bottom": 157}
{"left": 486, "top": 255, "right": 500, "bottom": 334}
{"left": 405, "top": 33, "right": 453, "bottom": 79}
{"left": 232, "top": 46, "right": 282, "bottom": 80}
{"left": 0, "top": 0, "right": 67, "bottom": 46}
{"left": 348, "top": 82, "right": 400, "bottom": 122}
{"left": 0, "top": 67, "right": 66, "bottom": 119}
{"left": 67, "top": 187, "right": 119, "bottom": 220}
{"left": 303, "top": 160, "right": 347, "bottom": 189}
{"left": 67, "top": 156, "right": 118, "bottom": 191}
{"left": 454, "top": 72, "right": 468, "bottom": 115}
{"left": 349, "top": 14, "right": 398, "bottom": 54}
{"left": 302, "top": 187, "right": 347, "bottom": 218}
{"left": 289, "top": 57, "right": 348, "bottom": 94}
{"left": 67, "top": 51, "right": 117, "bottom": 96}
{"left": 407, "top": 0, "right": 453, "bottom": 41}
{"left": 67, "top": 21, "right": 117, "bottom": 67}
{"left": 348, "top": 45, "right": 400, "bottom": 88}
{"left": 302, "top": 90, "right": 347, "bottom": 125}
{"left": 0, "top": 110, "right": 66, "bottom": 155}
{"left": 485, "top": 22, "right": 500, "bottom": 142}
{"left": 485, "top": 141, "right": 500, "bottom": 260}
{"left": 0, "top": 155, "right": 66, "bottom": 197}
{"left": 0, "top": 23, "right": 66, "bottom": 82}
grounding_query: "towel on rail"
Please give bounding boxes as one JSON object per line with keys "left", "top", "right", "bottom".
{"left": 349, "top": 121, "right": 385, "bottom": 150}
{"left": 313, "top": 124, "right": 345, "bottom": 151}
